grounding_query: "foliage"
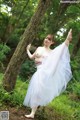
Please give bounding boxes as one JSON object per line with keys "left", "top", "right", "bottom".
{"left": 0, "top": 0, "right": 80, "bottom": 70}
{"left": 0, "top": 73, "right": 80, "bottom": 120}
{"left": 19, "top": 59, "right": 36, "bottom": 81}
{"left": 49, "top": 94, "right": 80, "bottom": 120}
{"left": 0, "top": 0, "right": 80, "bottom": 119}
{"left": 0, "top": 44, "right": 10, "bottom": 61}
{"left": 0, "top": 73, "right": 28, "bottom": 107}
{"left": 0, "top": 44, "right": 11, "bottom": 71}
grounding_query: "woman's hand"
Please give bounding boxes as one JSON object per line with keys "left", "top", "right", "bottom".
{"left": 26, "top": 44, "right": 31, "bottom": 51}
{"left": 26, "top": 44, "right": 36, "bottom": 59}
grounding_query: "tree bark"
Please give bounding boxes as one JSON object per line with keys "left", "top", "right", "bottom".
{"left": 3, "top": 0, "right": 51, "bottom": 92}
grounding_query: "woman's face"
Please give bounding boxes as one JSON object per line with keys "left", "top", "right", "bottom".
{"left": 43, "top": 35, "right": 53, "bottom": 47}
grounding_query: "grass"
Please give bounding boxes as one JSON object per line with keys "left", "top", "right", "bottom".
{"left": 48, "top": 94, "right": 80, "bottom": 120}
{"left": 0, "top": 73, "right": 29, "bottom": 107}
{"left": 0, "top": 73, "right": 80, "bottom": 120}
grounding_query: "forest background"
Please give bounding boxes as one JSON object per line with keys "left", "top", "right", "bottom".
{"left": 0, "top": 0, "right": 80, "bottom": 120}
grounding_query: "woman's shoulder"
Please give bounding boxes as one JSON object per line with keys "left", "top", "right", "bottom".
{"left": 38, "top": 46, "right": 43, "bottom": 48}
{"left": 36, "top": 46, "right": 43, "bottom": 50}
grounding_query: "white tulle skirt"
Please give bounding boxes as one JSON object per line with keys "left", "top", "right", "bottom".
{"left": 23, "top": 42, "right": 72, "bottom": 108}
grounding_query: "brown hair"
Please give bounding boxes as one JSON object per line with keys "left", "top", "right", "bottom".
{"left": 46, "top": 34, "right": 55, "bottom": 42}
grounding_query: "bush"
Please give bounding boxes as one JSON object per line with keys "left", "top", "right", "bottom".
{"left": 0, "top": 44, "right": 11, "bottom": 62}
{"left": 0, "top": 73, "right": 28, "bottom": 107}
{"left": 0, "top": 44, "right": 11, "bottom": 71}
{"left": 19, "top": 59, "right": 36, "bottom": 81}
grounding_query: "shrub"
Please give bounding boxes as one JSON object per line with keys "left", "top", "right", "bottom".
{"left": 19, "top": 59, "right": 36, "bottom": 81}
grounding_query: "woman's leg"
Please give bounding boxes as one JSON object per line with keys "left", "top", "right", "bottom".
{"left": 25, "top": 107, "right": 37, "bottom": 118}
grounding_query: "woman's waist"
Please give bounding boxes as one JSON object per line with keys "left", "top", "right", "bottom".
{"left": 34, "top": 58, "right": 42, "bottom": 64}
{"left": 35, "top": 61, "right": 42, "bottom": 65}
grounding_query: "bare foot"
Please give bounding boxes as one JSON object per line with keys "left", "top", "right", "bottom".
{"left": 25, "top": 114, "right": 34, "bottom": 119}
{"left": 67, "top": 29, "right": 72, "bottom": 42}
{"left": 65, "top": 29, "right": 72, "bottom": 46}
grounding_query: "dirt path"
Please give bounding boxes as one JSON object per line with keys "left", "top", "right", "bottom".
{"left": 0, "top": 105, "right": 73, "bottom": 120}
{"left": 0, "top": 106, "right": 35, "bottom": 120}
{"left": 0, "top": 106, "right": 49, "bottom": 120}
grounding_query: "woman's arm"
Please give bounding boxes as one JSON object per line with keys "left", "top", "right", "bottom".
{"left": 65, "top": 29, "right": 72, "bottom": 46}
{"left": 26, "top": 44, "right": 36, "bottom": 59}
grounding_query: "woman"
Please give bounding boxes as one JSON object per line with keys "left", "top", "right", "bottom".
{"left": 23, "top": 29, "right": 72, "bottom": 119}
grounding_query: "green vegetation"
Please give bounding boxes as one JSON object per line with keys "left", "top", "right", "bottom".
{"left": 0, "top": 73, "right": 28, "bottom": 107}
{"left": 0, "top": 0, "right": 80, "bottom": 119}
{"left": 0, "top": 73, "right": 80, "bottom": 120}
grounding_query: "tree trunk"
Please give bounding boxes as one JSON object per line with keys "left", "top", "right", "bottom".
{"left": 3, "top": 0, "right": 51, "bottom": 92}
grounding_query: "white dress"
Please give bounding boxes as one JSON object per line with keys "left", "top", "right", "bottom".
{"left": 23, "top": 42, "right": 72, "bottom": 108}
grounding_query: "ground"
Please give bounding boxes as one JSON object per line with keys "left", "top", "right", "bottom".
{"left": 0, "top": 105, "right": 64, "bottom": 120}
{"left": 0, "top": 105, "right": 48, "bottom": 120}
{"left": 1, "top": 104, "right": 75, "bottom": 120}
